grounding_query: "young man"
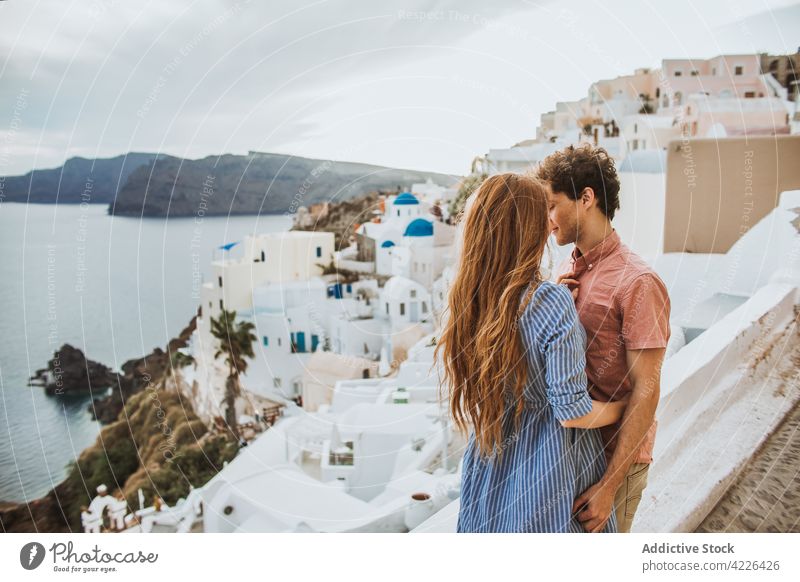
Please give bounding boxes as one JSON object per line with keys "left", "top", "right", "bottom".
{"left": 536, "top": 144, "right": 671, "bottom": 533}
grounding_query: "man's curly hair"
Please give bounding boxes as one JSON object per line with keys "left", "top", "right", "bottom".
{"left": 535, "top": 144, "right": 621, "bottom": 220}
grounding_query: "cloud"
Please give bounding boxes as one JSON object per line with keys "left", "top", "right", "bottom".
{"left": 2, "top": 0, "right": 796, "bottom": 177}
{"left": 0, "top": 0, "right": 529, "bottom": 175}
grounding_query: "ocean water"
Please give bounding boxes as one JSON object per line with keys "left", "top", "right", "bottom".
{"left": 0, "top": 202, "right": 291, "bottom": 503}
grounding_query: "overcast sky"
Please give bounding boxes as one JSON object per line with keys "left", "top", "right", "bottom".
{"left": 1, "top": 0, "right": 798, "bottom": 177}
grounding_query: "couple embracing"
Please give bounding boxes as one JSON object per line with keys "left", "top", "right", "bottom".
{"left": 438, "top": 144, "right": 670, "bottom": 533}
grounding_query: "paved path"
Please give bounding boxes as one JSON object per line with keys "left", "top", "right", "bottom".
{"left": 696, "top": 399, "right": 800, "bottom": 532}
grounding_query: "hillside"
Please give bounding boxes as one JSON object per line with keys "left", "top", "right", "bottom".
{"left": 0, "top": 316, "right": 239, "bottom": 533}
{"left": 110, "top": 152, "right": 457, "bottom": 217}
{"left": 0, "top": 152, "right": 164, "bottom": 204}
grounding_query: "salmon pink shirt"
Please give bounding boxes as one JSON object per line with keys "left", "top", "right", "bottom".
{"left": 557, "top": 230, "right": 671, "bottom": 464}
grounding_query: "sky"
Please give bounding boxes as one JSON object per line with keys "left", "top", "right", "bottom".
{"left": 0, "top": 0, "right": 798, "bottom": 177}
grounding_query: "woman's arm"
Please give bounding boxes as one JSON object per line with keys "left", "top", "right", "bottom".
{"left": 559, "top": 398, "right": 626, "bottom": 429}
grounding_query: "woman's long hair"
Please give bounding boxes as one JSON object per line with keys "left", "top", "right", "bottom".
{"left": 436, "top": 173, "right": 550, "bottom": 461}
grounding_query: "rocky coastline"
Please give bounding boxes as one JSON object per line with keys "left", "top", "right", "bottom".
{"left": 1, "top": 315, "right": 239, "bottom": 533}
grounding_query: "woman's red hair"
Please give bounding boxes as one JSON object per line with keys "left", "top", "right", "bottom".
{"left": 436, "top": 173, "right": 550, "bottom": 460}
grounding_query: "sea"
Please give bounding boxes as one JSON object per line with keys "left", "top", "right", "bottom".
{"left": 0, "top": 202, "right": 291, "bottom": 503}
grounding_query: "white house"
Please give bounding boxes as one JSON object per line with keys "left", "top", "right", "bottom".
{"left": 200, "top": 231, "right": 335, "bottom": 322}
{"left": 381, "top": 276, "right": 433, "bottom": 332}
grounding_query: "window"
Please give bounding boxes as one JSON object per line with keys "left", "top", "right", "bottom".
{"left": 712, "top": 67, "right": 717, "bottom": 76}
{"left": 218, "top": 276, "right": 223, "bottom": 288}
{"left": 634, "top": 123, "right": 638, "bottom": 134}
{"left": 316, "top": 246, "right": 322, "bottom": 258}
{"left": 690, "top": 70, "right": 699, "bottom": 76}
{"left": 263, "top": 336, "right": 269, "bottom": 346}
{"left": 278, "top": 337, "right": 282, "bottom": 347}
{"left": 655, "top": 88, "right": 660, "bottom": 98}
{"left": 674, "top": 70, "right": 682, "bottom": 77}
{"left": 397, "top": 210, "right": 401, "bottom": 217}
{"left": 400, "top": 303, "right": 405, "bottom": 316}
{"left": 734, "top": 65, "right": 743, "bottom": 76}
{"left": 744, "top": 91, "right": 755, "bottom": 98}
{"left": 219, "top": 299, "right": 223, "bottom": 310}
{"left": 346, "top": 284, "right": 352, "bottom": 293}
{"left": 410, "top": 289, "right": 416, "bottom": 298}
{"left": 362, "top": 369, "right": 370, "bottom": 379}
{"left": 422, "top": 302, "right": 428, "bottom": 314}
{"left": 273, "top": 378, "right": 282, "bottom": 388}
{"left": 329, "top": 441, "right": 354, "bottom": 466}
{"left": 386, "top": 303, "right": 389, "bottom": 315}
{"left": 261, "top": 250, "right": 265, "bottom": 262}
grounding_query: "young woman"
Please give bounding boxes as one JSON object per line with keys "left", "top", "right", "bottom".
{"left": 437, "top": 173, "right": 625, "bottom": 533}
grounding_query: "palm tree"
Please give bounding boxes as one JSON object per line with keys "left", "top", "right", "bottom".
{"left": 210, "top": 309, "right": 256, "bottom": 440}
{"left": 171, "top": 350, "right": 195, "bottom": 369}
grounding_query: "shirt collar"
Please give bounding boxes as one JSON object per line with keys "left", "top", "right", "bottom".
{"left": 570, "top": 229, "right": 621, "bottom": 273}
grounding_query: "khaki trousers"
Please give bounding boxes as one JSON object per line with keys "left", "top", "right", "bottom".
{"left": 613, "top": 462, "right": 650, "bottom": 533}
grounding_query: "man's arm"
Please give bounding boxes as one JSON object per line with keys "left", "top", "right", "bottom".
{"left": 572, "top": 347, "right": 664, "bottom": 532}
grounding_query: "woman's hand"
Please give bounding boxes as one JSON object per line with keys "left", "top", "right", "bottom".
{"left": 560, "top": 397, "right": 627, "bottom": 429}
{"left": 557, "top": 271, "right": 580, "bottom": 300}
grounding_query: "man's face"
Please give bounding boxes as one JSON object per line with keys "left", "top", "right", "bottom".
{"left": 546, "top": 187, "right": 579, "bottom": 246}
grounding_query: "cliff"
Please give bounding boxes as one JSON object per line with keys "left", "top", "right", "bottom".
{"left": 0, "top": 152, "right": 164, "bottom": 204}
{"left": 110, "top": 152, "right": 456, "bottom": 217}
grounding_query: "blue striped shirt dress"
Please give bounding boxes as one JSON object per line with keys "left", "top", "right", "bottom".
{"left": 456, "top": 280, "right": 617, "bottom": 533}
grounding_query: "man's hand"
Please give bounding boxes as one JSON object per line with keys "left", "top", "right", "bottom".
{"left": 557, "top": 270, "right": 580, "bottom": 300}
{"left": 573, "top": 480, "right": 617, "bottom": 533}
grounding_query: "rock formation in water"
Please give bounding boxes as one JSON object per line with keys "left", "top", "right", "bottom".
{"left": 29, "top": 344, "right": 117, "bottom": 396}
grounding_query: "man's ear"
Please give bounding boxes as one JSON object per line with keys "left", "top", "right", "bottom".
{"left": 580, "top": 187, "right": 596, "bottom": 209}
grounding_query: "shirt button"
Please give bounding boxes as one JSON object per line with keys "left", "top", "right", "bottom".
{"left": 588, "top": 263, "right": 593, "bottom": 269}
